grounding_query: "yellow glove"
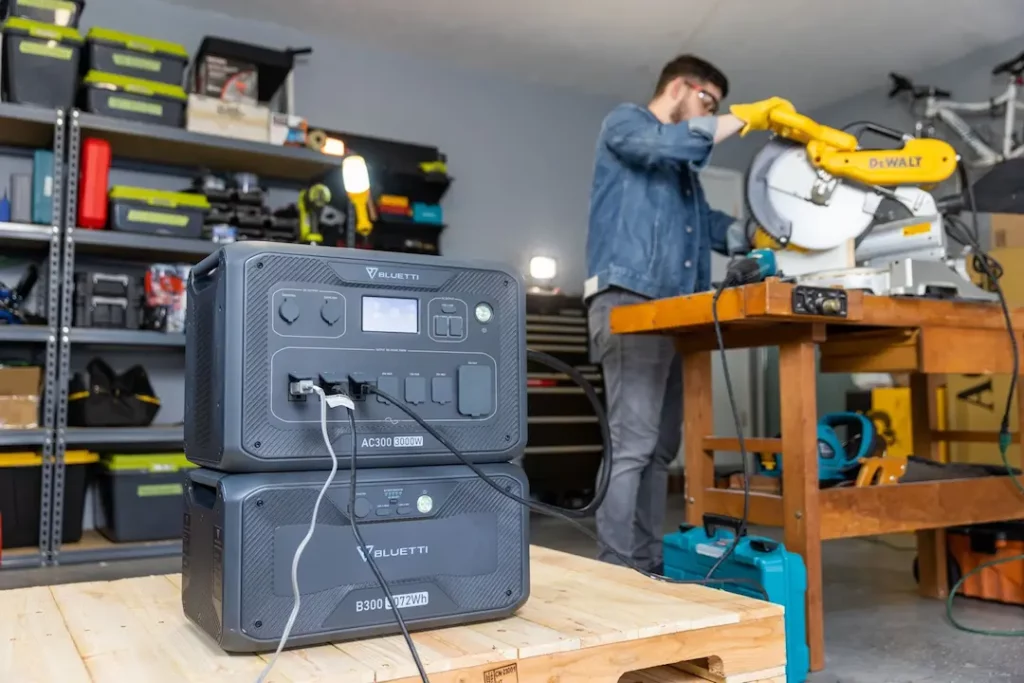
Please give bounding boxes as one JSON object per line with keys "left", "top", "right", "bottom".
{"left": 729, "top": 97, "right": 795, "bottom": 136}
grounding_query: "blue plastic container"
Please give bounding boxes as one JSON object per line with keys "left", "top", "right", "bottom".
{"left": 31, "top": 149, "right": 53, "bottom": 225}
{"left": 412, "top": 202, "right": 443, "bottom": 225}
{"left": 663, "top": 516, "right": 809, "bottom": 683}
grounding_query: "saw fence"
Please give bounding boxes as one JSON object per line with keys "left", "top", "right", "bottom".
{"left": 611, "top": 278, "right": 1024, "bottom": 672}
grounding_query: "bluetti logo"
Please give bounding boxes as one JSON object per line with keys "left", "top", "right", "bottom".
{"left": 364, "top": 266, "right": 421, "bottom": 281}
{"left": 357, "top": 544, "right": 429, "bottom": 562}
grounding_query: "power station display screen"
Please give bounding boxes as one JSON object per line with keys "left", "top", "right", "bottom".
{"left": 362, "top": 296, "right": 419, "bottom": 334}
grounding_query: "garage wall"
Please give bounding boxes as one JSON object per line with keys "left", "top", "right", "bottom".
{"left": 82, "top": 0, "right": 620, "bottom": 293}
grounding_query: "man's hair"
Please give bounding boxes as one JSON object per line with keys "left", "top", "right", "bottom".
{"left": 654, "top": 55, "right": 729, "bottom": 100}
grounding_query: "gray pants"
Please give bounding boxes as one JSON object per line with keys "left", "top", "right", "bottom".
{"left": 588, "top": 289, "right": 681, "bottom": 571}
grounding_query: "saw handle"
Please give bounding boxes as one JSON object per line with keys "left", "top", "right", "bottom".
{"left": 766, "top": 108, "right": 858, "bottom": 152}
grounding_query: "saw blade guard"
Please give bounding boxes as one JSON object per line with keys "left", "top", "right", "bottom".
{"left": 746, "top": 138, "right": 882, "bottom": 251}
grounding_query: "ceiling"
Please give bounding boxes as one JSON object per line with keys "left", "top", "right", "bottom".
{"left": 167, "top": 0, "right": 1024, "bottom": 110}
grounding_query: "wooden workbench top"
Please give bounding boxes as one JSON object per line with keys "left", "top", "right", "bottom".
{"left": 610, "top": 278, "right": 1024, "bottom": 336}
{"left": 0, "top": 546, "right": 785, "bottom": 683}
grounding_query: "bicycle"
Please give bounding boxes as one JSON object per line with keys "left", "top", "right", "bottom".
{"left": 889, "top": 50, "right": 1024, "bottom": 168}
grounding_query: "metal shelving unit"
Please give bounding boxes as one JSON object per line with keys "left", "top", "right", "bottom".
{"left": 69, "top": 329, "right": 186, "bottom": 347}
{"left": 48, "top": 110, "right": 341, "bottom": 566}
{"left": 0, "top": 105, "right": 65, "bottom": 570}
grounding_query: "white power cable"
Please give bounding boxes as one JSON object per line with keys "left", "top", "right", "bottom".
{"left": 256, "top": 384, "right": 350, "bottom": 683}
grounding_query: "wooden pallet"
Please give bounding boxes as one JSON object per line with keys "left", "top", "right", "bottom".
{"left": 0, "top": 547, "right": 785, "bottom": 683}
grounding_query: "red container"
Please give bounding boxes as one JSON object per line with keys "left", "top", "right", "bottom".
{"left": 78, "top": 138, "right": 112, "bottom": 229}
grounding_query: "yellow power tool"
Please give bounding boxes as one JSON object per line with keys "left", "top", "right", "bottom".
{"left": 298, "top": 183, "right": 331, "bottom": 245}
{"left": 745, "top": 107, "right": 994, "bottom": 301}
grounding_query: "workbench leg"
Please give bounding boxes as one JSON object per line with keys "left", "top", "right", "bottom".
{"left": 681, "top": 348, "right": 714, "bottom": 528}
{"left": 778, "top": 341, "right": 824, "bottom": 672}
{"left": 911, "top": 373, "right": 948, "bottom": 599}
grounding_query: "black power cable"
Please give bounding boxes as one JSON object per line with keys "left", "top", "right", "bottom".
{"left": 703, "top": 273, "right": 753, "bottom": 580}
{"left": 357, "top": 370, "right": 769, "bottom": 600}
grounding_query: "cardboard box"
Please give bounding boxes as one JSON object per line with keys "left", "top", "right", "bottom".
{"left": 848, "top": 386, "right": 948, "bottom": 462}
{"left": 945, "top": 374, "right": 1017, "bottom": 465}
{"left": 990, "top": 214, "right": 1024, "bottom": 249}
{"left": 186, "top": 94, "right": 270, "bottom": 143}
{"left": 0, "top": 366, "right": 41, "bottom": 430}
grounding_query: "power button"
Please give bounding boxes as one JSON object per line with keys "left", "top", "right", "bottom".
{"left": 352, "top": 497, "right": 372, "bottom": 518}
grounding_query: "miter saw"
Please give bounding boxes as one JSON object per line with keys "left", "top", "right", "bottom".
{"left": 744, "top": 108, "right": 995, "bottom": 301}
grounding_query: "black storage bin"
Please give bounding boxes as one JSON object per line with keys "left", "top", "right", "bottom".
{"left": 96, "top": 453, "right": 194, "bottom": 542}
{"left": 1, "top": 17, "right": 82, "bottom": 109}
{"left": 67, "top": 358, "right": 161, "bottom": 428}
{"left": 0, "top": 0, "right": 84, "bottom": 28}
{"left": 0, "top": 451, "right": 96, "bottom": 549}
{"left": 108, "top": 185, "right": 208, "bottom": 238}
{"left": 73, "top": 270, "right": 142, "bottom": 329}
{"left": 84, "top": 27, "right": 188, "bottom": 86}
{"left": 81, "top": 70, "right": 187, "bottom": 127}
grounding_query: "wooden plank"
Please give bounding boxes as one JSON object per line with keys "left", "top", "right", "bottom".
{"left": 674, "top": 662, "right": 788, "bottom": 683}
{"left": 702, "top": 437, "right": 781, "bottom": 454}
{"left": 683, "top": 349, "right": 715, "bottom": 528}
{"left": 387, "top": 619, "right": 786, "bottom": 683}
{"left": 819, "top": 476, "right": 1024, "bottom": 539}
{"left": 673, "top": 323, "right": 825, "bottom": 354}
{"left": 0, "top": 586, "right": 92, "bottom": 683}
{"left": 777, "top": 340, "right": 824, "bottom": 672}
{"left": 703, "top": 489, "right": 785, "bottom": 528}
{"left": 932, "top": 429, "right": 1014, "bottom": 443}
{"left": 919, "top": 328, "right": 1024, "bottom": 374}
{"left": 910, "top": 373, "right": 948, "bottom": 599}
{"left": 819, "top": 329, "right": 919, "bottom": 373}
{"left": 50, "top": 575, "right": 268, "bottom": 683}
{"left": 5, "top": 545, "right": 785, "bottom": 683}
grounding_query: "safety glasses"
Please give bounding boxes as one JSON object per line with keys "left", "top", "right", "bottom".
{"left": 684, "top": 80, "right": 720, "bottom": 115}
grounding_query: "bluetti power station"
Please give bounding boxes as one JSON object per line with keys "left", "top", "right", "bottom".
{"left": 180, "top": 242, "right": 531, "bottom": 655}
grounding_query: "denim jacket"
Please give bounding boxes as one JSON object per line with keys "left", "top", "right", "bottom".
{"left": 584, "top": 103, "right": 746, "bottom": 301}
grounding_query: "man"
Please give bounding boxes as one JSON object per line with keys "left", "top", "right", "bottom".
{"left": 584, "top": 54, "right": 792, "bottom": 572}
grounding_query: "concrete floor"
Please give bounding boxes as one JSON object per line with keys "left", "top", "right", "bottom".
{"left": 2, "top": 495, "right": 1022, "bottom": 683}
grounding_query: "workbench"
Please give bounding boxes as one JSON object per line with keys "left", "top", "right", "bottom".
{"left": 1, "top": 546, "right": 785, "bottom": 683}
{"left": 611, "top": 279, "right": 1024, "bottom": 672}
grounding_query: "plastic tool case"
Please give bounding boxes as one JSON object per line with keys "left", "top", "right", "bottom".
{"left": 664, "top": 515, "right": 810, "bottom": 683}
{"left": 82, "top": 70, "right": 187, "bottom": 127}
{"left": 108, "top": 186, "right": 209, "bottom": 238}
{"left": 0, "top": 451, "right": 96, "bottom": 548}
{"left": 96, "top": 453, "right": 195, "bottom": 542}
{"left": 0, "top": 0, "right": 84, "bottom": 28}
{"left": 84, "top": 27, "right": 188, "bottom": 86}
{"left": 1, "top": 18, "right": 82, "bottom": 108}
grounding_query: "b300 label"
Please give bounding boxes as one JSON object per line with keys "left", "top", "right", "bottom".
{"left": 360, "top": 435, "right": 425, "bottom": 449}
{"left": 355, "top": 591, "right": 430, "bottom": 613}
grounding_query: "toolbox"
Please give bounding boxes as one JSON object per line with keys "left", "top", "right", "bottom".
{"left": 108, "top": 185, "right": 209, "bottom": 238}
{"left": 96, "top": 452, "right": 195, "bottom": 542}
{"left": 1, "top": 17, "right": 82, "bottom": 109}
{"left": 664, "top": 515, "right": 809, "bottom": 683}
{"left": 73, "top": 270, "right": 142, "bottom": 329}
{"left": 0, "top": 0, "right": 83, "bottom": 28}
{"left": 0, "top": 450, "right": 96, "bottom": 549}
{"left": 81, "top": 71, "right": 187, "bottom": 127}
{"left": 947, "top": 521, "right": 1024, "bottom": 606}
{"left": 84, "top": 27, "right": 188, "bottom": 86}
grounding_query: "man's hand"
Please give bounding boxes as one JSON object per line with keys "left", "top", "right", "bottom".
{"left": 729, "top": 97, "right": 795, "bottom": 136}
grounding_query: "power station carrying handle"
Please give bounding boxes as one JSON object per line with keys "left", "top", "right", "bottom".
{"left": 702, "top": 513, "right": 747, "bottom": 539}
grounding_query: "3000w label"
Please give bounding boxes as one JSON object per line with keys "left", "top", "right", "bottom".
{"left": 355, "top": 591, "right": 429, "bottom": 613}
{"left": 360, "top": 435, "right": 424, "bottom": 449}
